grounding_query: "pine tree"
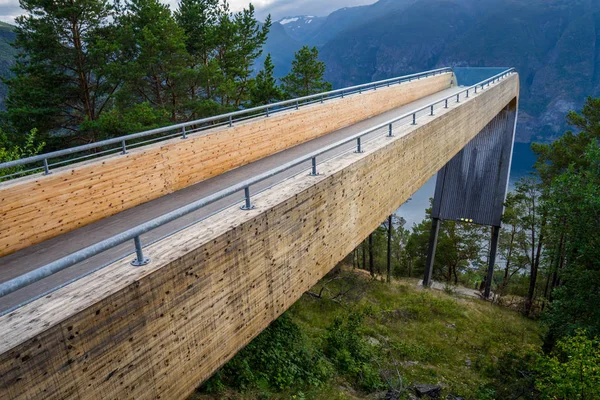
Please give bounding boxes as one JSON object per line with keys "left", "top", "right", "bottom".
{"left": 215, "top": 4, "right": 271, "bottom": 108}
{"left": 251, "top": 54, "right": 283, "bottom": 106}
{"left": 281, "top": 46, "right": 332, "bottom": 99}
{"left": 115, "top": 0, "right": 189, "bottom": 121}
{"left": 5, "top": 0, "right": 118, "bottom": 145}
{"left": 175, "top": 0, "right": 224, "bottom": 105}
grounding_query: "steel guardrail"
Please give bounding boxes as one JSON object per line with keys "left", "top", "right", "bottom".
{"left": 0, "top": 68, "right": 516, "bottom": 301}
{"left": 0, "top": 67, "right": 453, "bottom": 180}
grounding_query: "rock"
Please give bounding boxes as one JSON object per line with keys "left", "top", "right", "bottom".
{"left": 445, "top": 322, "right": 456, "bottom": 329}
{"left": 446, "top": 395, "right": 465, "bottom": 400}
{"left": 414, "top": 384, "right": 442, "bottom": 398}
{"left": 367, "top": 336, "right": 381, "bottom": 346}
{"left": 407, "top": 394, "right": 419, "bottom": 400}
{"left": 400, "top": 360, "right": 419, "bottom": 367}
{"left": 384, "top": 389, "right": 401, "bottom": 400}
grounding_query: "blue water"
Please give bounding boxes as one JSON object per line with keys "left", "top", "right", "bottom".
{"left": 395, "top": 143, "right": 536, "bottom": 228}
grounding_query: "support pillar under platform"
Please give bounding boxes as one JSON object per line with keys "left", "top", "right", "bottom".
{"left": 423, "top": 217, "right": 440, "bottom": 287}
{"left": 484, "top": 225, "right": 501, "bottom": 299}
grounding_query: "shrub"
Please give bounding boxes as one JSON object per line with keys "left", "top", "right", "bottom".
{"left": 535, "top": 330, "right": 600, "bottom": 400}
{"left": 323, "top": 311, "right": 384, "bottom": 391}
{"left": 200, "top": 313, "right": 332, "bottom": 393}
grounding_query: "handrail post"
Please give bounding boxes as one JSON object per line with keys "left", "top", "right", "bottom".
{"left": 296, "top": 100, "right": 299, "bottom": 110}
{"left": 475, "top": 86, "right": 478, "bottom": 94}
{"left": 430, "top": 105, "right": 434, "bottom": 116}
{"left": 181, "top": 126, "right": 187, "bottom": 139}
{"left": 241, "top": 186, "right": 254, "bottom": 210}
{"left": 321, "top": 95, "right": 324, "bottom": 103}
{"left": 388, "top": 123, "right": 393, "bottom": 137}
{"left": 456, "top": 93, "right": 460, "bottom": 103}
{"left": 309, "top": 157, "right": 318, "bottom": 176}
{"left": 121, "top": 140, "right": 127, "bottom": 155}
{"left": 131, "top": 236, "right": 150, "bottom": 266}
{"left": 412, "top": 113, "right": 417, "bottom": 125}
{"left": 466, "top": 89, "right": 469, "bottom": 98}
{"left": 229, "top": 115, "right": 233, "bottom": 127}
{"left": 355, "top": 137, "right": 364, "bottom": 153}
{"left": 43, "top": 158, "right": 51, "bottom": 175}
{"left": 266, "top": 107, "right": 269, "bottom": 117}
{"left": 445, "top": 99, "right": 448, "bottom": 108}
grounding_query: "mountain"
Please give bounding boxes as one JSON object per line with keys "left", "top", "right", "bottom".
{"left": 0, "top": 21, "right": 16, "bottom": 110}
{"left": 276, "top": 15, "right": 326, "bottom": 43}
{"left": 259, "top": 21, "right": 303, "bottom": 79}
{"left": 318, "top": 0, "right": 600, "bottom": 143}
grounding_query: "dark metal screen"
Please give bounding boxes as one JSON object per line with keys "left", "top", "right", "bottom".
{"left": 431, "top": 99, "right": 517, "bottom": 227}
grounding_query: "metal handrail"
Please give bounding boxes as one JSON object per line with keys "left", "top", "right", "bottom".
{"left": 0, "top": 67, "right": 453, "bottom": 178}
{"left": 0, "top": 68, "right": 516, "bottom": 298}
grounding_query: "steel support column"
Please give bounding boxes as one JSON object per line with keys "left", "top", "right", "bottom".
{"left": 423, "top": 217, "right": 440, "bottom": 287}
{"left": 484, "top": 225, "right": 500, "bottom": 299}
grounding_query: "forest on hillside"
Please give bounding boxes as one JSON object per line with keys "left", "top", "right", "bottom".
{"left": 0, "top": 0, "right": 331, "bottom": 162}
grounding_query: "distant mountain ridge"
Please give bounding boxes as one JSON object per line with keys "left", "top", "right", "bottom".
{"left": 0, "top": 21, "right": 16, "bottom": 110}
{"left": 317, "top": 0, "right": 600, "bottom": 143}
{"left": 276, "top": 15, "right": 326, "bottom": 43}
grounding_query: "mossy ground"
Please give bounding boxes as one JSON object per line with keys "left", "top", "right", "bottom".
{"left": 191, "top": 270, "right": 541, "bottom": 399}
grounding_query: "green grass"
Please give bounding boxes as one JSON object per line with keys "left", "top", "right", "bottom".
{"left": 191, "top": 271, "right": 542, "bottom": 399}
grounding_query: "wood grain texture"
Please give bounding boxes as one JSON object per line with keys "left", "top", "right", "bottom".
{"left": 0, "top": 74, "right": 519, "bottom": 400}
{"left": 0, "top": 74, "right": 452, "bottom": 257}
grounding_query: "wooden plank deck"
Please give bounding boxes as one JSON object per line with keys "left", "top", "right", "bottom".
{"left": 0, "top": 86, "right": 462, "bottom": 314}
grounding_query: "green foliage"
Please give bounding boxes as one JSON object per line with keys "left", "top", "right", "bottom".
{"left": 535, "top": 330, "right": 600, "bottom": 400}
{"left": 200, "top": 313, "right": 332, "bottom": 393}
{"left": 541, "top": 143, "right": 600, "bottom": 347}
{"left": 323, "top": 312, "right": 383, "bottom": 391}
{"left": 398, "top": 202, "right": 486, "bottom": 286}
{"left": 0, "top": 128, "right": 44, "bottom": 179}
{"left": 281, "top": 46, "right": 332, "bottom": 99}
{"left": 115, "top": 0, "right": 189, "bottom": 120}
{"left": 534, "top": 97, "right": 600, "bottom": 348}
{"left": 251, "top": 54, "right": 283, "bottom": 106}
{"left": 194, "top": 273, "right": 542, "bottom": 400}
{"left": 3, "top": 0, "right": 283, "bottom": 151}
{"left": 6, "top": 0, "right": 118, "bottom": 144}
{"left": 82, "top": 102, "right": 170, "bottom": 140}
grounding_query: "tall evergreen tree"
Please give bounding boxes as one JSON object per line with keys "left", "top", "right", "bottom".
{"left": 175, "top": 0, "right": 224, "bottom": 108}
{"left": 281, "top": 46, "right": 332, "bottom": 99}
{"left": 115, "top": 0, "right": 189, "bottom": 121}
{"left": 251, "top": 54, "right": 283, "bottom": 106}
{"left": 6, "top": 0, "right": 118, "bottom": 145}
{"left": 215, "top": 4, "right": 270, "bottom": 108}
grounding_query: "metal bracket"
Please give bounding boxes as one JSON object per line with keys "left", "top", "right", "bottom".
{"left": 131, "top": 257, "right": 150, "bottom": 267}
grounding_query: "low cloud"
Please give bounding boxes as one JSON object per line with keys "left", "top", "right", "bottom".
{"left": 0, "top": 0, "right": 22, "bottom": 24}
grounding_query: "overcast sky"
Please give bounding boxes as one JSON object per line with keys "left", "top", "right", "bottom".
{"left": 0, "top": 0, "right": 377, "bottom": 24}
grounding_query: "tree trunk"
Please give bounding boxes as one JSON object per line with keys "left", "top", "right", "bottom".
{"left": 362, "top": 241, "right": 366, "bottom": 272}
{"left": 526, "top": 216, "right": 546, "bottom": 315}
{"left": 387, "top": 215, "right": 392, "bottom": 283}
{"left": 369, "top": 234, "right": 374, "bottom": 277}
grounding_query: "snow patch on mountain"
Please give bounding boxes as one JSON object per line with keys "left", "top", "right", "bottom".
{"left": 279, "top": 17, "right": 299, "bottom": 25}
